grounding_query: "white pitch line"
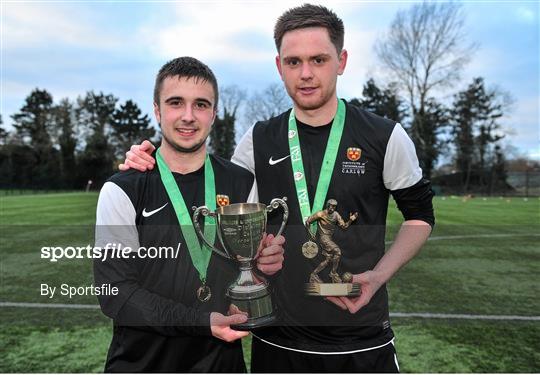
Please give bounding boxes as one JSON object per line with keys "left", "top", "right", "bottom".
{"left": 427, "top": 233, "right": 540, "bottom": 241}
{"left": 390, "top": 312, "right": 540, "bottom": 321}
{"left": 1, "top": 302, "right": 538, "bottom": 321}
{"left": 0, "top": 302, "right": 100, "bottom": 309}
{"left": 385, "top": 232, "right": 540, "bottom": 245}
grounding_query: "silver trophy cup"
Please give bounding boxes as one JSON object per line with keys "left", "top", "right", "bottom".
{"left": 193, "top": 198, "right": 288, "bottom": 330}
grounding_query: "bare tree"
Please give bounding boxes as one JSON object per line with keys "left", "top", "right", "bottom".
{"left": 219, "top": 85, "right": 246, "bottom": 119}
{"left": 376, "top": 2, "right": 475, "bottom": 113}
{"left": 244, "top": 83, "right": 291, "bottom": 126}
{"left": 210, "top": 85, "right": 246, "bottom": 159}
{"left": 375, "top": 1, "right": 476, "bottom": 177}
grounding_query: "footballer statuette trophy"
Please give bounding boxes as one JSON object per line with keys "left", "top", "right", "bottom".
{"left": 193, "top": 197, "right": 288, "bottom": 330}
{"left": 304, "top": 199, "right": 361, "bottom": 297}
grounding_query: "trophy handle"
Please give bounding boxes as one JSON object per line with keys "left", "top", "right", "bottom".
{"left": 192, "top": 206, "right": 230, "bottom": 259}
{"left": 266, "top": 197, "right": 289, "bottom": 237}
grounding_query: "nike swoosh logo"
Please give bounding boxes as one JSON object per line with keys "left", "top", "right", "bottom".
{"left": 142, "top": 203, "right": 168, "bottom": 217}
{"left": 269, "top": 155, "right": 290, "bottom": 166}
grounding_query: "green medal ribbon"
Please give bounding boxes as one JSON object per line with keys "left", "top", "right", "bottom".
{"left": 288, "top": 98, "right": 346, "bottom": 233}
{"left": 156, "top": 148, "right": 216, "bottom": 286}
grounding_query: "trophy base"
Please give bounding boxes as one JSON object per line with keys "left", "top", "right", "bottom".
{"left": 231, "top": 312, "right": 277, "bottom": 331}
{"left": 305, "top": 282, "right": 360, "bottom": 297}
{"left": 227, "top": 284, "right": 276, "bottom": 331}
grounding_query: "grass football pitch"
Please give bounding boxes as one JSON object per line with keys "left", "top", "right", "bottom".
{"left": 0, "top": 192, "right": 538, "bottom": 372}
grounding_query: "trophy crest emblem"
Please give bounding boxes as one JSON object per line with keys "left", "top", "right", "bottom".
{"left": 216, "top": 194, "right": 230, "bottom": 207}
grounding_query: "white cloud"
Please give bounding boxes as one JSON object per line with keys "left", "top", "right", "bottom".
{"left": 338, "top": 27, "right": 380, "bottom": 99}
{"left": 141, "top": 1, "right": 371, "bottom": 65}
{"left": 2, "top": 3, "right": 120, "bottom": 50}
{"left": 506, "top": 96, "right": 540, "bottom": 136}
{"left": 3, "top": 1, "right": 536, "bottom": 157}
{"left": 1, "top": 80, "right": 32, "bottom": 99}
{"left": 141, "top": 2, "right": 282, "bottom": 63}
{"left": 516, "top": 6, "right": 536, "bottom": 23}
{"left": 139, "top": 1, "right": 376, "bottom": 99}
{"left": 1, "top": 79, "right": 89, "bottom": 106}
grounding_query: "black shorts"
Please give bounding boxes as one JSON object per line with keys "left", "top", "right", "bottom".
{"left": 251, "top": 335, "right": 399, "bottom": 373}
{"left": 104, "top": 328, "right": 246, "bottom": 373}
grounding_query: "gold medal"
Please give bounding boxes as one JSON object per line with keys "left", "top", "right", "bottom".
{"left": 302, "top": 241, "right": 318, "bottom": 259}
{"left": 197, "top": 284, "right": 211, "bottom": 302}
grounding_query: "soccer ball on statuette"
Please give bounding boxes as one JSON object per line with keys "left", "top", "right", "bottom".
{"left": 342, "top": 272, "right": 353, "bottom": 283}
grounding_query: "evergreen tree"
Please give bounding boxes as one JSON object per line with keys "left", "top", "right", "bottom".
{"left": 77, "top": 91, "right": 118, "bottom": 188}
{"left": 11, "top": 89, "right": 60, "bottom": 188}
{"left": 0, "top": 115, "right": 8, "bottom": 145}
{"left": 12, "top": 89, "right": 53, "bottom": 150}
{"left": 210, "top": 111, "right": 236, "bottom": 160}
{"left": 451, "top": 77, "right": 508, "bottom": 192}
{"left": 0, "top": 144, "right": 36, "bottom": 189}
{"left": 350, "top": 79, "right": 405, "bottom": 123}
{"left": 0, "top": 114, "right": 12, "bottom": 187}
{"left": 53, "top": 98, "right": 78, "bottom": 188}
{"left": 411, "top": 98, "right": 449, "bottom": 179}
{"left": 452, "top": 80, "right": 477, "bottom": 189}
{"left": 489, "top": 144, "right": 507, "bottom": 195}
{"left": 111, "top": 100, "right": 155, "bottom": 159}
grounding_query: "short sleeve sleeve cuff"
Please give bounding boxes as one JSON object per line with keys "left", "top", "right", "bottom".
{"left": 383, "top": 123, "right": 423, "bottom": 191}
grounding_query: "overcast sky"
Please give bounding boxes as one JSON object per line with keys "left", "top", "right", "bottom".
{"left": 2, "top": 1, "right": 538, "bottom": 159}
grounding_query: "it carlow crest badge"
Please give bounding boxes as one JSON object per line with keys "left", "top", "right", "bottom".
{"left": 346, "top": 147, "right": 362, "bottom": 161}
{"left": 216, "top": 194, "right": 230, "bottom": 207}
